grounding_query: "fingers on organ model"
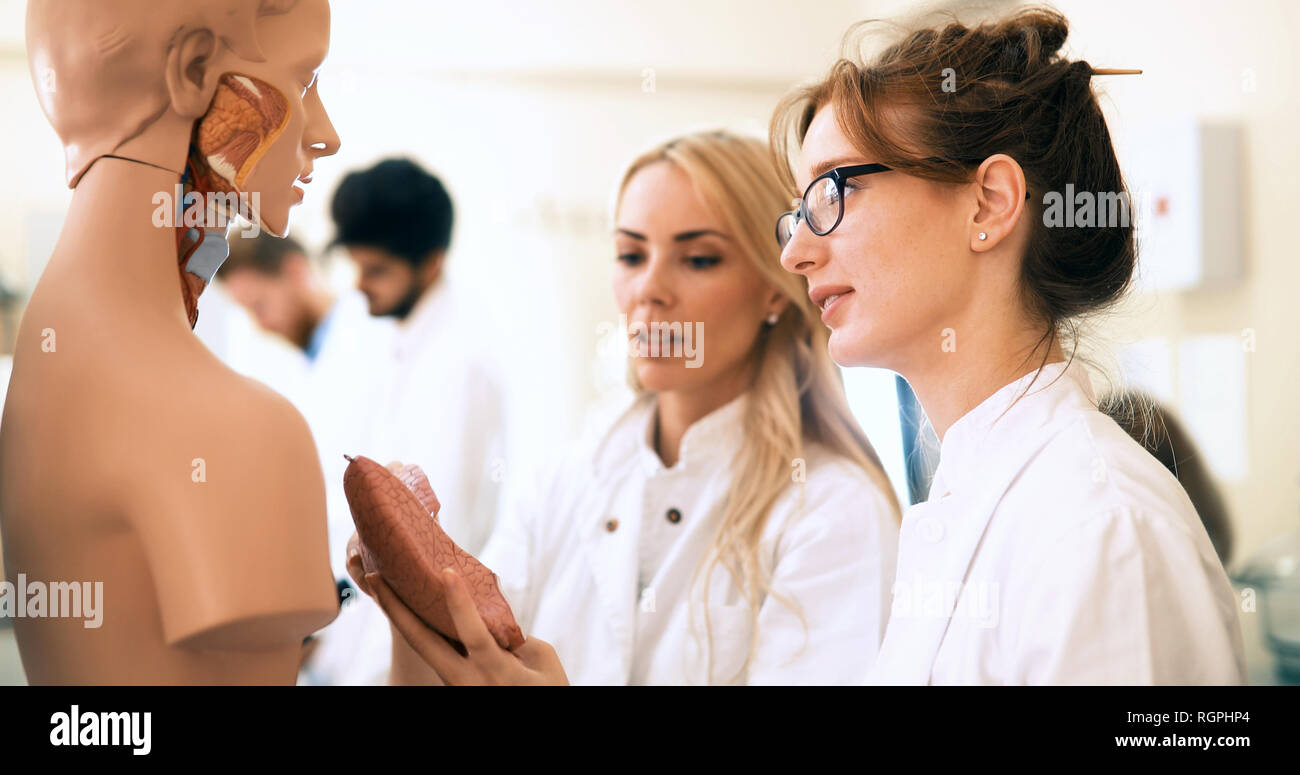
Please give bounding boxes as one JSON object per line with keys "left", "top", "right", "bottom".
{"left": 342, "top": 454, "right": 526, "bottom": 651}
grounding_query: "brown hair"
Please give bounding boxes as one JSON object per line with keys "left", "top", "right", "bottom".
{"left": 771, "top": 6, "right": 1136, "bottom": 361}
{"left": 222, "top": 231, "right": 308, "bottom": 277}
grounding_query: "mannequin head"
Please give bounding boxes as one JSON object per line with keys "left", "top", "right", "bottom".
{"left": 26, "top": 0, "right": 340, "bottom": 236}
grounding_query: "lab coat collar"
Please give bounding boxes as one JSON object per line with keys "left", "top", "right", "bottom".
{"left": 591, "top": 390, "right": 750, "bottom": 479}
{"left": 930, "top": 359, "right": 1094, "bottom": 499}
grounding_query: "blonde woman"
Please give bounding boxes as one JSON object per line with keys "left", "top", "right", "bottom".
{"left": 347, "top": 130, "right": 901, "bottom": 685}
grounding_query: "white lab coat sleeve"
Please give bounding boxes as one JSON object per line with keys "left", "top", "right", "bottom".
{"left": 449, "top": 356, "right": 506, "bottom": 557}
{"left": 1009, "top": 505, "right": 1246, "bottom": 685}
{"left": 747, "top": 466, "right": 900, "bottom": 685}
{"left": 478, "top": 451, "right": 567, "bottom": 638}
{"left": 418, "top": 353, "right": 507, "bottom": 557}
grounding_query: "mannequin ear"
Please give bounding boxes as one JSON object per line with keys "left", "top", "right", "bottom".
{"left": 165, "top": 28, "right": 221, "bottom": 119}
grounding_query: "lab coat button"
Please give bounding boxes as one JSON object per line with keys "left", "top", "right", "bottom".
{"left": 917, "top": 517, "right": 945, "bottom": 543}
{"left": 666, "top": 508, "right": 682, "bottom": 524}
{"left": 604, "top": 518, "right": 619, "bottom": 533}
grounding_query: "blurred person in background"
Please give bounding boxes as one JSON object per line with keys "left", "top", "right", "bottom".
{"left": 322, "top": 158, "right": 508, "bottom": 684}
{"left": 219, "top": 231, "right": 396, "bottom": 685}
{"left": 350, "top": 131, "right": 902, "bottom": 685}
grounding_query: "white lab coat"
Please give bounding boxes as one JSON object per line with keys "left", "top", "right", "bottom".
{"left": 357, "top": 280, "right": 507, "bottom": 555}
{"left": 304, "top": 280, "right": 508, "bottom": 685}
{"left": 480, "top": 391, "right": 899, "bottom": 685}
{"left": 866, "top": 360, "right": 1247, "bottom": 685}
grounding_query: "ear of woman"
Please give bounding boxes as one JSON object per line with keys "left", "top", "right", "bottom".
{"left": 970, "top": 153, "right": 1029, "bottom": 252}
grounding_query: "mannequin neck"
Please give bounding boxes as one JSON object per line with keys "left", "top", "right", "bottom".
{"left": 55, "top": 156, "right": 199, "bottom": 329}
{"left": 109, "top": 112, "right": 192, "bottom": 181}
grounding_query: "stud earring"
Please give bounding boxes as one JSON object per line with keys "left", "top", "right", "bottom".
{"left": 766, "top": 313, "right": 779, "bottom": 325}
{"left": 977, "top": 232, "right": 988, "bottom": 241}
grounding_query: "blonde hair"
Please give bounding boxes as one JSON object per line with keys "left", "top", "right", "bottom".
{"left": 614, "top": 130, "right": 902, "bottom": 682}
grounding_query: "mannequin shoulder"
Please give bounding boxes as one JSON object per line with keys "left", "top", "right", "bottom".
{"left": 139, "top": 349, "right": 315, "bottom": 446}
{"left": 106, "top": 351, "right": 326, "bottom": 520}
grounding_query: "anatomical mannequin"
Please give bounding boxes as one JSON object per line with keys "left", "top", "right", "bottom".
{"left": 0, "top": 0, "right": 342, "bottom": 684}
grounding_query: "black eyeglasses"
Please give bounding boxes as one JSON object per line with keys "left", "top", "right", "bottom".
{"left": 775, "top": 157, "right": 1032, "bottom": 248}
{"left": 775, "top": 163, "right": 891, "bottom": 249}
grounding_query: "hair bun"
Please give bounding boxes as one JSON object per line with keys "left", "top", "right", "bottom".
{"left": 974, "top": 8, "right": 1069, "bottom": 81}
{"left": 1030, "top": 11, "right": 1069, "bottom": 58}
{"left": 992, "top": 8, "right": 1069, "bottom": 68}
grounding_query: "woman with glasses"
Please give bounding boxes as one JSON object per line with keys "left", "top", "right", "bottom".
{"left": 349, "top": 130, "right": 901, "bottom": 685}
{"left": 772, "top": 7, "right": 1244, "bottom": 684}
